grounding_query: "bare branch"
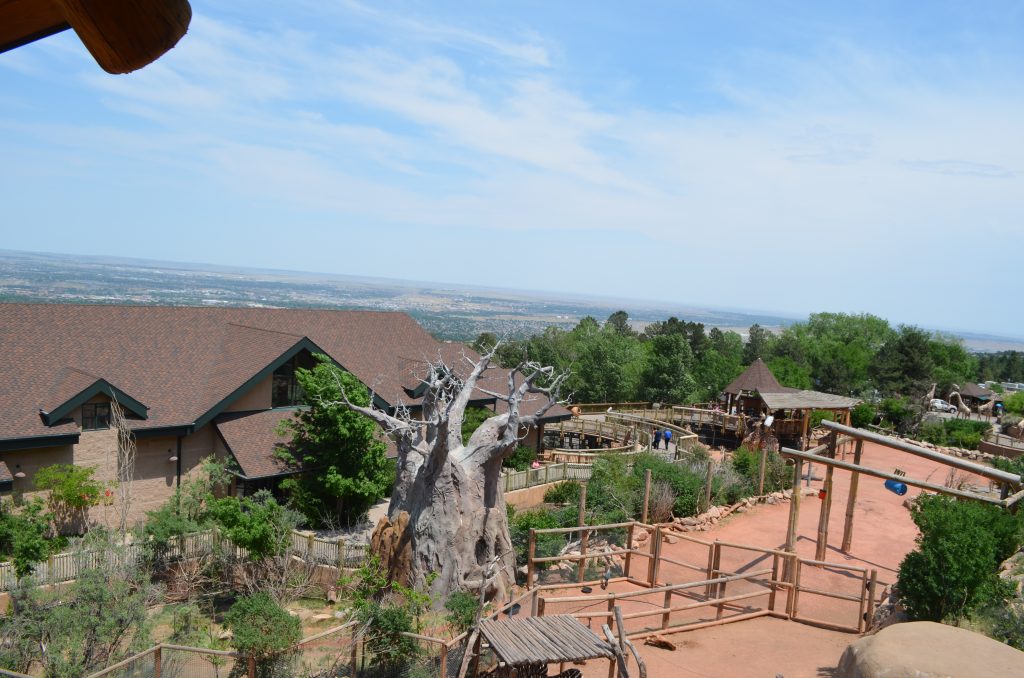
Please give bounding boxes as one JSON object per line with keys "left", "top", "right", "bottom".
{"left": 446, "top": 345, "right": 497, "bottom": 451}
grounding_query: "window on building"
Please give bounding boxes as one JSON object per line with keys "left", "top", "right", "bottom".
{"left": 272, "top": 352, "right": 315, "bottom": 407}
{"left": 81, "top": 403, "right": 110, "bottom": 430}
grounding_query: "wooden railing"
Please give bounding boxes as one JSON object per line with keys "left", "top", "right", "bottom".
{"left": 527, "top": 521, "right": 882, "bottom": 636}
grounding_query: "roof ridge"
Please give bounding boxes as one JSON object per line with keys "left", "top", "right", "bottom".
{"left": 224, "top": 321, "right": 306, "bottom": 340}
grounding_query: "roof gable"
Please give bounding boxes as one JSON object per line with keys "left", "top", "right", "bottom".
{"left": 41, "top": 367, "right": 149, "bottom": 425}
{"left": 724, "top": 358, "right": 784, "bottom": 395}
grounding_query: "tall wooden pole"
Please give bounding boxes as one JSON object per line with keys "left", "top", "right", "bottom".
{"left": 841, "top": 440, "right": 863, "bottom": 552}
{"left": 783, "top": 458, "right": 803, "bottom": 581}
{"left": 815, "top": 433, "right": 837, "bottom": 561}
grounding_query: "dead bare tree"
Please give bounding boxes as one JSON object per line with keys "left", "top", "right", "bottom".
{"left": 326, "top": 348, "right": 566, "bottom": 603}
{"left": 109, "top": 398, "right": 136, "bottom": 536}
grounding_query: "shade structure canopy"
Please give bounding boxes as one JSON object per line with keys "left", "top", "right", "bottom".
{"left": 759, "top": 390, "right": 862, "bottom": 411}
{"left": 0, "top": 0, "right": 191, "bottom": 74}
{"left": 478, "top": 615, "right": 615, "bottom": 667}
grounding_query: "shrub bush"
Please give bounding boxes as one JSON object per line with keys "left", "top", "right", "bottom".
{"left": 503, "top": 446, "right": 537, "bottom": 472}
{"left": 919, "top": 419, "right": 990, "bottom": 450}
{"left": 851, "top": 402, "right": 876, "bottom": 428}
{"left": 1004, "top": 392, "right": 1024, "bottom": 416}
{"left": 225, "top": 592, "right": 302, "bottom": 675}
{"left": 809, "top": 410, "right": 834, "bottom": 428}
{"left": 444, "top": 591, "right": 480, "bottom": 632}
{"left": 543, "top": 481, "right": 581, "bottom": 505}
{"left": 879, "top": 397, "right": 917, "bottom": 433}
{"left": 898, "top": 496, "right": 1021, "bottom": 623}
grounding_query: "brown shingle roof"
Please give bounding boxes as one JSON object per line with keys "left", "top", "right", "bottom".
{"left": 959, "top": 383, "right": 995, "bottom": 399}
{"left": 215, "top": 410, "right": 297, "bottom": 479}
{"left": 723, "top": 358, "right": 785, "bottom": 395}
{"left": 0, "top": 303, "right": 485, "bottom": 442}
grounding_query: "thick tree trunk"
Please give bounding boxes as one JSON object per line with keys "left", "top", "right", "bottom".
{"left": 384, "top": 450, "right": 514, "bottom": 600}
{"left": 333, "top": 351, "right": 564, "bottom": 604}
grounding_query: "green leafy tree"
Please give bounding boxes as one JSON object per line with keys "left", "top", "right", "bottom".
{"left": 850, "top": 402, "right": 876, "bottom": 428}
{"left": 898, "top": 496, "right": 1020, "bottom": 623}
{"left": 767, "top": 356, "right": 812, "bottom": 390}
{"left": 470, "top": 332, "right": 498, "bottom": 355}
{"left": 640, "top": 333, "right": 696, "bottom": 404}
{"left": 277, "top": 355, "right": 392, "bottom": 526}
{"left": 1003, "top": 392, "right": 1024, "bottom": 416}
{"left": 33, "top": 464, "right": 102, "bottom": 534}
{"left": 224, "top": 592, "right": 302, "bottom": 670}
{"left": 870, "top": 326, "right": 935, "bottom": 396}
{"left": 605, "top": 310, "right": 635, "bottom": 337}
{"left": 1, "top": 559, "right": 156, "bottom": 676}
{"left": 742, "top": 324, "right": 775, "bottom": 364}
{"left": 0, "top": 498, "right": 58, "bottom": 579}
{"left": 210, "top": 491, "right": 302, "bottom": 560}
{"left": 462, "top": 406, "right": 495, "bottom": 443}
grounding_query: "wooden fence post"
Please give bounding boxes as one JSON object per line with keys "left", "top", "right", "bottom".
{"left": 641, "top": 469, "right": 652, "bottom": 524}
{"left": 527, "top": 530, "right": 536, "bottom": 587}
{"left": 768, "top": 553, "right": 779, "bottom": 613}
{"left": 783, "top": 458, "right": 803, "bottom": 582}
{"left": 647, "top": 527, "right": 661, "bottom": 586}
{"left": 577, "top": 484, "right": 589, "bottom": 582}
{"left": 866, "top": 569, "right": 878, "bottom": 629}
{"left": 154, "top": 646, "right": 162, "bottom": 678}
{"left": 247, "top": 656, "right": 256, "bottom": 678}
{"left": 841, "top": 440, "right": 863, "bottom": 552}
{"left": 439, "top": 642, "right": 448, "bottom": 678}
{"left": 815, "top": 433, "right": 837, "bottom": 561}
{"left": 624, "top": 523, "right": 635, "bottom": 578}
{"left": 661, "top": 588, "right": 672, "bottom": 629}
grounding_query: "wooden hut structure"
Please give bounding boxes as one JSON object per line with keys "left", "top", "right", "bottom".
{"left": 0, "top": 0, "right": 191, "bottom": 74}
{"left": 959, "top": 382, "right": 1001, "bottom": 409}
{"left": 722, "top": 359, "right": 860, "bottom": 446}
{"left": 722, "top": 358, "right": 784, "bottom": 414}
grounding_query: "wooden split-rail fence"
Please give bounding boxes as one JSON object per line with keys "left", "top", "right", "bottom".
{"left": 527, "top": 520, "right": 885, "bottom": 637}
{"left": 0, "top": 527, "right": 370, "bottom": 592}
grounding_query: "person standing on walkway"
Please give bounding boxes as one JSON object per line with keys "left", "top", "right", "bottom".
{"left": 653, "top": 428, "right": 663, "bottom": 450}
{"left": 663, "top": 427, "right": 672, "bottom": 450}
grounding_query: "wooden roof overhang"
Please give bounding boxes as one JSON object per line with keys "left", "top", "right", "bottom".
{"left": 478, "top": 615, "right": 614, "bottom": 667}
{"left": 759, "top": 390, "right": 861, "bottom": 411}
{"left": 0, "top": 0, "right": 191, "bottom": 74}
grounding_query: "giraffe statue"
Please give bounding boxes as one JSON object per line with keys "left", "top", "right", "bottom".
{"left": 948, "top": 389, "right": 971, "bottom": 420}
{"left": 922, "top": 383, "right": 937, "bottom": 410}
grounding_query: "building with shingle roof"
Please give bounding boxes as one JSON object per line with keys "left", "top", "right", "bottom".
{"left": 0, "top": 304, "right": 567, "bottom": 523}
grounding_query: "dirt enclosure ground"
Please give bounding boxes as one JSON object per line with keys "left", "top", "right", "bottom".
{"left": 555, "top": 441, "right": 994, "bottom": 678}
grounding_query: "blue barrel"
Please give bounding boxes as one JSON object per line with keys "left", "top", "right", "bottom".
{"left": 884, "top": 479, "right": 908, "bottom": 496}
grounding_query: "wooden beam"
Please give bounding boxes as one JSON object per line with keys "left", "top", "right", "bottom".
{"left": 815, "top": 434, "right": 836, "bottom": 561}
{"left": 55, "top": 0, "right": 192, "bottom": 74}
{"left": 820, "top": 420, "right": 1021, "bottom": 487}
{"left": 781, "top": 447, "right": 1005, "bottom": 505}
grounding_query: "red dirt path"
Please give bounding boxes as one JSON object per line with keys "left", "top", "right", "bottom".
{"left": 566, "top": 441, "right": 995, "bottom": 677}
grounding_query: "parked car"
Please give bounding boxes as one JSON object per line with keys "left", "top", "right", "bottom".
{"left": 929, "top": 398, "right": 957, "bottom": 413}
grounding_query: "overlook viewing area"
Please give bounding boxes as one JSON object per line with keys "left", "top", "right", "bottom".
{"left": 574, "top": 359, "right": 862, "bottom": 451}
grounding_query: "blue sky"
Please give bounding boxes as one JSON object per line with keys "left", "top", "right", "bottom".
{"left": 1, "top": 1, "right": 1022, "bottom": 336}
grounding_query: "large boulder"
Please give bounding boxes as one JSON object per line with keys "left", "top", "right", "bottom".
{"left": 836, "top": 621, "right": 1024, "bottom": 677}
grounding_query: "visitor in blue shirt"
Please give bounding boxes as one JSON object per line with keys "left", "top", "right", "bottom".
{"left": 663, "top": 428, "right": 672, "bottom": 450}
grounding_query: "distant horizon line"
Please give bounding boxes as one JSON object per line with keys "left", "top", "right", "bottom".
{"left": 2, "top": 247, "right": 1022, "bottom": 346}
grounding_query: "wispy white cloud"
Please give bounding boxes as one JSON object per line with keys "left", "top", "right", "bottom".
{"left": 2, "top": 3, "right": 1023, "bottom": 334}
